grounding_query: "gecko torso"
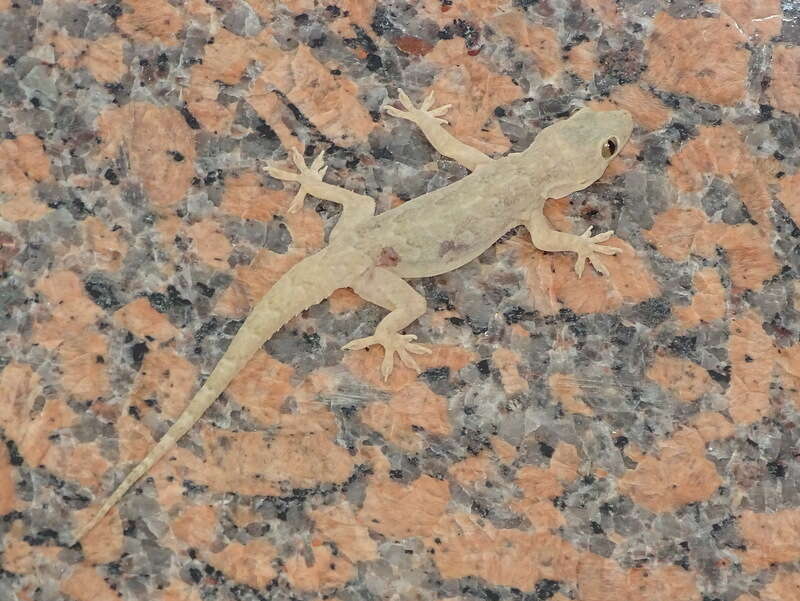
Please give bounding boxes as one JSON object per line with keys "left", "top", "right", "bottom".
{"left": 72, "top": 91, "right": 633, "bottom": 543}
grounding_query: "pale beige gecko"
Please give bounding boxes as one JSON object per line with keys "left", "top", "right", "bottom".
{"left": 72, "top": 91, "right": 633, "bottom": 543}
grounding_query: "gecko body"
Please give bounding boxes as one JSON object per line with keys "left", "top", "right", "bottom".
{"left": 72, "top": 92, "right": 633, "bottom": 543}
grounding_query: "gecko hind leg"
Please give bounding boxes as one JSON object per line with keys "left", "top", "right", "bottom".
{"left": 383, "top": 89, "right": 492, "bottom": 172}
{"left": 342, "top": 268, "right": 432, "bottom": 380}
{"left": 266, "top": 149, "right": 375, "bottom": 234}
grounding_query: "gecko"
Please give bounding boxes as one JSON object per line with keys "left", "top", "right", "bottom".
{"left": 71, "top": 90, "right": 633, "bottom": 544}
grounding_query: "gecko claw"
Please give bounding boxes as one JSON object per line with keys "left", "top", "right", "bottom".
{"left": 288, "top": 188, "right": 307, "bottom": 213}
{"left": 420, "top": 91, "right": 436, "bottom": 111}
{"left": 428, "top": 104, "right": 452, "bottom": 117}
{"left": 574, "top": 229, "right": 619, "bottom": 277}
{"left": 291, "top": 148, "right": 310, "bottom": 171}
{"left": 266, "top": 148, "right": 329, "bottom": 213}
{"left": 311, "top": 149, "right": 327, "bottom": 170}
{"left": 398, "top": 88, "right": 414, "bottom": 110}
{"left": 341, "top": 335, "right": 377, "bottom": 351}
{"left": 342, "top": 332, "right": 430, "bottom": 380}
{"left": 384, "top": 89, "right": 452, "bottom": 127}
{"left": 265, "top": 166, "right": 298, "bottom": 181}
{"left": 383, "top": 105, "right": 405, "bottom": 117}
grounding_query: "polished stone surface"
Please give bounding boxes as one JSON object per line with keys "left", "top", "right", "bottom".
{"left": 1, "top": 1, "right": 799, "bottom": 600}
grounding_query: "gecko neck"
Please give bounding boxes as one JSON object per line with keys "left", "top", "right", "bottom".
{"left": 496, "top": 150, "right": 552, "bottom": 223}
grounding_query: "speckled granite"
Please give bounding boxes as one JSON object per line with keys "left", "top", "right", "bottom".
{"left": 1, "top": 0, "right": 799, "bottom": 599}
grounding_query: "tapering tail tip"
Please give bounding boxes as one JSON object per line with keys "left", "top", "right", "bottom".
{"left": 73, "top": 519, "right": 97, "bottom": 544}
{"left": 67, "top": 530, "right": 86, "bottom": 550}
{"left": 68, "top": 530, "right": 86, "bottom": 548}
{"left": 70, "top": 506, "right": 108, "bottom": 547}
{"left": 67, "top": 247, "right": 354, "bottom": 547}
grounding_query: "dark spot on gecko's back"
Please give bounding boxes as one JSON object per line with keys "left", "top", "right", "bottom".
{"left": 377, "top": 246, "right": 400, "bottom": 267}
{"left": 438, "top": 239, "right": 470, "bottom": 258}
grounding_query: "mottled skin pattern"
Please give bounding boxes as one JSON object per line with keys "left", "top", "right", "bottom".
{"left": 73, "top": 95, "right": 633, "bottom": 543}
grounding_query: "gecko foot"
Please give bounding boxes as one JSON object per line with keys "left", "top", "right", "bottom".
{"left": 264, "top": 148, "right": 328, "bottom": 213}
{"left": 342, "top": 332, "right": 431, "bottom": 380}
{"left": 574, "top": 227, "right": 620, "bottom": 278}
{"left": 383, "top": 89, "right": 452, "bottom": 126}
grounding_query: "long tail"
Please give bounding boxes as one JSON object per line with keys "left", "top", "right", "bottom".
{"left": 72, "top": 248, "right": 354, "bottom": 544}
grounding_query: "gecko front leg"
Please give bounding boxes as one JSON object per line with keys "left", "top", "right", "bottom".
{"left": 384, "top": 89, "right": 493, "bottom": 172}
{"left": 342, "top": 267, "right": 432, "bottom": 380}
{"left": 528, "top": 208, "right": 620, "bottom": 277}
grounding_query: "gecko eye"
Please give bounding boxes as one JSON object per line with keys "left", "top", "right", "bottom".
{"left": 602, "top": 137, "right": 618, "bottom": 158}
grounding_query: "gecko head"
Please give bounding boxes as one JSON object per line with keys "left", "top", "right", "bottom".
{"left": 535, "top": 107, "right": 634, "bottom": 198}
